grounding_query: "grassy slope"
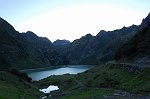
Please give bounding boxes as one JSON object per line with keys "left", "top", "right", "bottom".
{"left": 0, "top": 71, "right": 41, "bottom": 99}
{"left": 36, "top": 63, "right": 150, "bottom": 99}
{"left": 59, "top": 88, "right": 112, "bottom": 99}
{"left": 0, "top": 81, "right": 40, "bottom": 99}
{"left": 36, "top": 74, "right": 113, "bottom": 99}
{"left": 2, "top": 62, "right": 148, "bottom": 99}
{"left": 77, "top": 63, "right": 150, "bottom": 93}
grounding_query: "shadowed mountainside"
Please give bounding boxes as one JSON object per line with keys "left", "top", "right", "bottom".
{"left": 0, "top": 18, "right": 68, "bottom": 70}
{"left": 0, "top": 13, "right": 150, "bottom": 69}
{"left": 53, "top": 39, "right": 71, "bottom": 49}
{"left": 115, "top": 13, "right": 150, "bottom": 64}
{"left": 62, "top": 25, "right": 138, "bottom": 65}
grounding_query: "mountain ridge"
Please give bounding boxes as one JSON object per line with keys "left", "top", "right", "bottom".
{"left": 0, "top": 13, "right": 150, "bottom": 69}
{"left": 62, "top": 24, "right": 138, "bottom": 65}
{"left": 115, "top": 13, "right": 150, "bottom": 64}
{"left": 0, "top": 18, "right": 68, "bottom": 70}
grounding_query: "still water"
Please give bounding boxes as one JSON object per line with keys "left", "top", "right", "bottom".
{"left": 21, "top": 65, "right": 92, "bottom": 81}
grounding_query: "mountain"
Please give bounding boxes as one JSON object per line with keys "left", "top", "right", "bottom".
{"left": 0, "top": 17, "right": 29, "bottom": 70}
{"left": 53, "top": 39, "right": 71, "bottom": 49}
{"left": 62, "top": 25, "right": 138, "bottom": 65}
{"left": 0, "top": 18, "right": 68, "bottom": 70}
{"left": 62, "top": 34, "right": 94, "bottom": 64}
{"left": 62, "top": 14, "right": 150, "bottom": 64}
{"left": 21, "top": 31, "right": 69, "bottom": 68}
{"left": 22, "top": 31, "right": 53, "bottom": 47}
{"left": 0, "top": 13, "right": 149, "bottom": 69}
{"left": 140, "top": 13, "right": 150, "bottom": 29}
{"left": 115, "top": 13, "right": 150, "bottom": 64}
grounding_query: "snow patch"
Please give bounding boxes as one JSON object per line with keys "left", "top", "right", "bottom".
{"left": 39, "top": 85, "right": 59, "bottom": 93}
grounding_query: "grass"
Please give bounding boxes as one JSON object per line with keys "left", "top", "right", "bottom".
{"left": 0, "top": 81, "right": 40, "bottom": 99}
{"left": 36, "top": 63, "right": 150, "bottom": 99}
{"left": 58, "top": 88, "right": 113, "bottom": 99}
{"left": 1, "top": 62, "right": 149, "bottom": 99}
{"left": 76, "top": 63, "right": 150, "bottom": 93}
{"left": 121, "top": 68, "right": 150, "bottom": 93}
{"left": 76, "top": 64, "right": 134, "bottom": 88}
{"left": 0, "top": 71, "right": 42, "bottom": 99}
{"left": 35, "top": 74, "right": 85, "bottom": 92}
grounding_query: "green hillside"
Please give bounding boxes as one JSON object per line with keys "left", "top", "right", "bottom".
{"left": 0, "top": 70, "right": 41, "bottom": 99}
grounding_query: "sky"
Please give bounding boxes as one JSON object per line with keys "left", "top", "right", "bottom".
{"left": 0, "top": 0, "right": 150, "bottom": 42}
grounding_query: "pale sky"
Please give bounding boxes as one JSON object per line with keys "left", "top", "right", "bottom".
{"left": 0, "top": 0, "right": 150, "bottom": 42}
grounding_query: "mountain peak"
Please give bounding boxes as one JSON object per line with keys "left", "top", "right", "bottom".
{"left": 25, "top": 31, "right": 38, "bottom": 37}
{"left": 53, "top": 39, "right": 70, "bottom": 48}
{"left": 85, "top": 33, "right": 93, "bottom": 37}
{"left": 53, "top": 39, "right": 70, "bottom": 43}
{"left": 96, "top": 30, "right": 107, "bottom": 37}
{"left": 140, "top": 13, "right": 150, "bottom": 29}
{"left": 0, "top": 17, "right": 15, "bottom": 33}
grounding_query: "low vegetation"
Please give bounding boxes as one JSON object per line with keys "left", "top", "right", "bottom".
{"left": 0, "top": 70, "right": 41, "bottom": 99}
{"left": 0, "top": 62, "right": 150, "bottom": 99}
{"left": 35, "top": 63, "right": 150, "bottom": 99}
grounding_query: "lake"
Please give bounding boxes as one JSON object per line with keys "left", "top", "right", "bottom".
{"left": 21, "top": 65, "right": 92, "bottom": 81}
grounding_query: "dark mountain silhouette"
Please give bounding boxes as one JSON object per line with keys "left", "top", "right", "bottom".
{"left": 63, "top": 14, "right": 150, "bottom": 64}
{"left": 21, "top": 31, "right": 69, "bottom": 68}
{"left": 0, "top": 13, "right": 149, "bottom": 69}
{"left": 22, "top": 31, "right": 52, "bottom": 46}
{"left": 0, "top": 18, "right": 68, "bottom": 70}
{"left": 62, "top": 25, "right": 138, "bottom": 64}
{"left": 53, "top": 39, "right": 70, "bottom": 49}
{"left": 0, "top": 17, "right": 29, "bottom": 70}
{"left": 140, "top": 13, "right": 150, "bottom": 29}
{"left": 115, "top": 13, "right": 150, "bottom": 64}
{"left": 62, "top": 33, "right": 94, "bottom": 64}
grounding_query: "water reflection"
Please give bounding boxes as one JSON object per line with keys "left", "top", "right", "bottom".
{"left": 22, "top": 65, "right": 92, "bottom": 81}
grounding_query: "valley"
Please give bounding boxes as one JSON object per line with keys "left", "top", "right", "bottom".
{"left": 0, "top": 9, "right": 150, "bottom": 99}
